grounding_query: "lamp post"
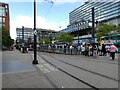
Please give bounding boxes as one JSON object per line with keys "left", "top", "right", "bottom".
{"left": 92, "top": 7, "right": 95, "bottom": 39}
{"left": 22, "top": 26, "right": 24, "bottom": 43}
{"left": 78, "top": 26, "right": 80, "bottom": 46}
{"left": 32, "top": 0, "right": 39, "bottom": 64}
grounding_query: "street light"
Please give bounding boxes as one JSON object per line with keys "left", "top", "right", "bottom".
{"left": 22, "top": 26, "right": 24, "bottom": 44}
{"left": 92, "top": 7, "right": 95, "bottom": 39}
{"left": 32, "top": 0, "right": 39, "bottom": 64}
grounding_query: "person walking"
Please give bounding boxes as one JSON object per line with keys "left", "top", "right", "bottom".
{"left": 110, "top": 43, "right": 118, "bottom": 60}
{"left": 105, "top": 44, "right": 110, "bottom": 56}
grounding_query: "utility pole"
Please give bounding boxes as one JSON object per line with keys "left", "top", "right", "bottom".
{"left": 92, "top": 7, "right": 95, "bottom": 39}
{"left": 78, "top": 27, "right": 80, "bottom": 45}
{"left": 91, "top": 7, "right": 96, "bottom": 46}
{"left": 32, "top": 0, "right": 39, "bottom": 64}
{"left": 21, "top": 26, "right": 25, "bottom": 53}
{"left": 22, "top": 26, "right": 24, "bottom": 44}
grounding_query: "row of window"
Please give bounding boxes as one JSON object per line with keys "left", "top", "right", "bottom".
{"left": 69, "top": 1, "right": 120, "bottom": 24}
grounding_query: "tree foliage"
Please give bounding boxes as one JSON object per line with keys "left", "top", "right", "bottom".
{"left": 1, "top": 27, "right": 14, "bottom": 48}
{"left": 56, "top": 32, "right": 73, "bottom": 43}
{"left": 39, "top": 38, "right": 50, "bottom": 45}
{"left": 95, "top": 23, "right": 117, "bottom": 40}
{"left": 116, "top": 24, "right": 120, "bottom": 33}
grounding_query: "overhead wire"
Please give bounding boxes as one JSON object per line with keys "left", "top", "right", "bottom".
{"left": 44, "top": 0, "right": 56, "bottom": 19}
{"left": 44, "top": 0, "right": 68, "bottom": 29}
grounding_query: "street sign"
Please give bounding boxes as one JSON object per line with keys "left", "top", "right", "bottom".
{"left": 34, "top": 30, "right": 37, "bottom": 35}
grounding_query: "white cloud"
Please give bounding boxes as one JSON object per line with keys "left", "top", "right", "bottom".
{"left": 2, "top": 0, "right": 83, "bottom": 3}
{"left": 10, "top": 15, "right": 66, "bottom": 39}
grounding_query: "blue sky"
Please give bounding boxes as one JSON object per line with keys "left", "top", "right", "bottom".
{"left": 2, "top": 0, "right": 84, "bottom": 39}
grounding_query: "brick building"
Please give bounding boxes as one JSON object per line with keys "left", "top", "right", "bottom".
{"left": 0, "top": 2, "right": 10, "bottom": 31}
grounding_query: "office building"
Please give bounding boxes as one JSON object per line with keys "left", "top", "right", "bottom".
{"left": 16, "top": 27, "right": 33, "bottom": 44}
{"left": 0, "top": 2, "right": 10, "bottom": 31}
{"left": 61, "top": 0, "right": 120, "bottom": 43}
{"left": 37, "top": 28, "right": 57, "bottom": 44}
{"left": 16, "top": 27, "right": 57, "bottom": 45}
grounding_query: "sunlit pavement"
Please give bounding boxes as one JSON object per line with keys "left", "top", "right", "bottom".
{"left": 1, "top": 50, "right": 119, "bottom": 88}
{"left": 2, "top": 50, "right": 53, "bottom": 88}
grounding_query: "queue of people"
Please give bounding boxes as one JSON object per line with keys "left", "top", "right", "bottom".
{"left": 62, "top": 43, "right": 118, "bottom": 60}
{"left": 39, "top": 42, "right": 118, "bottom": 60}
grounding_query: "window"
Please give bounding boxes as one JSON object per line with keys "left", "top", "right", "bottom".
{"left": 0, "top": 17, "right": 5, "bottom": 22}
{"left": 0, "top": 6, "right": 6, "bottom": 16}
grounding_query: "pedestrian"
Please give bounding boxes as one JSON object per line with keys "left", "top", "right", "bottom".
{"left": 110, "top": 43, "right": 118, "bottom": 60}
{"left": 70, "top": 45, "right": 73, "bottom": 55}
{"left": 105, "top": 44, "right": 110, "bottom": 56}
{"left": 81, "top": 45, "right": 85, "bottom": 55}
{"left": 93, "top": 44, "right": 97, "bottom": 58}
{"left": 89, "top": 44, "right": 92, "bottom": 56}
{"left": 98, "top": 45, "right": 102, "bottom": 56}
{"left": 85, "top": 44, "right": 89, "bottom": 56}
{"left": 102, "top": 44, "right": 106, "bottom": 56}
{"left": 77, "top": 44, "right": 81, "bottom": 55}
{"left": 64, "top": 44, "right": 67, "bottom": 54}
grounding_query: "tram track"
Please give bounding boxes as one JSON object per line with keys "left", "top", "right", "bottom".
{"left": 44, "top": 52, "right": 119, "bottom": 82}
{"left": 47, "top": 52, "right": 119, "bottom": 65}
{"left": 38, "top": 53, "right": 100, "bottom": 90}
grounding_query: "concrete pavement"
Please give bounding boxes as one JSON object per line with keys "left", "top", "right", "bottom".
{"left": 1, "top": 50, "right": 119, "bottom": 88}
{"left": 2, "top": 50, "right": 53, "bottom": 88}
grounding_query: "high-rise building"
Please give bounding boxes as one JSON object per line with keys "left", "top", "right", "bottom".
{"left": 0, "top": 2, "right": 10, "bottom": 31}
{"left": 61, "top": 0, "right": 120, "bottom": 43}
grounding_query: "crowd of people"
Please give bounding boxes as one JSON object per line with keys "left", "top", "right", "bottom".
{"left": 62, "top": 43, "right": 118, "bottom": 60}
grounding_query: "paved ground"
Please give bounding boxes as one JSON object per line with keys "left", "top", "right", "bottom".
{"left": 34, "top": 51, "right": 119, "bottom": 88}
{"left": 2, "top": 50, "right": 53, "bottom": 88}
{"left": 1, "top": 50, "right": 119, "bottom": 89}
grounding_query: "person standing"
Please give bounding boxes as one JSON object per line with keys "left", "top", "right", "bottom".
{"left": 85, "top": 44, "right": 89, "bottom": 56}
{"left": 110, "top": 43, "right": 118, "bottom": 60}
{"left": 81, "top": 45, "right": 85, "bottom": 55}
{"left": 70, "top": 45, "right": 73, "bottom": 55}
{"left": 93, "top": 44, "right": 97, "bottom": 58}
{"left": 102, "top": 44, "right": 106, "bottom": 56}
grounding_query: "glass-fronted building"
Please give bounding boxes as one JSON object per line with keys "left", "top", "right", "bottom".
{"left": 61, "top": 0, "right": 120, "bottom": 43}
{"left": 0, "top": 2, "right": 10, "bottom": 31}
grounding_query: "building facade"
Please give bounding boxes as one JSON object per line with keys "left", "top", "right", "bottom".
{"left": 16, "top": 27, "right": 57, "bottom": 45}
{"left": 37, "top": 28, "right": 57, "bottom": 44}
{"left": 0, "top": 2, "right": 10, "bottom": 31}
{"left": 16, "top": 27, "right": 33, "bottom": 44}
{"left": 61, "top": 0, "right": 120, "bottom": 44}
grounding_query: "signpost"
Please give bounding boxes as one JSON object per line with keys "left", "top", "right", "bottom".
{"left": 32, "top": 0, "right": 39, "bottom": 64}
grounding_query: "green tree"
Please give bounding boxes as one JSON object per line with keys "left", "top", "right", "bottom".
{"left": 1, "top": 27, "right": 14, "bottom": 48}
{"left": 57, "top": 32, "right": 73, "bottom": 43}
{"left": 39, "top": 38, "right": 50, "bottom": 45}
{"left": 116, "top": 24, "right": 120, "bottom": 33}
{"left": 95, "top": 23, "right": 117, "bottom": 40}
